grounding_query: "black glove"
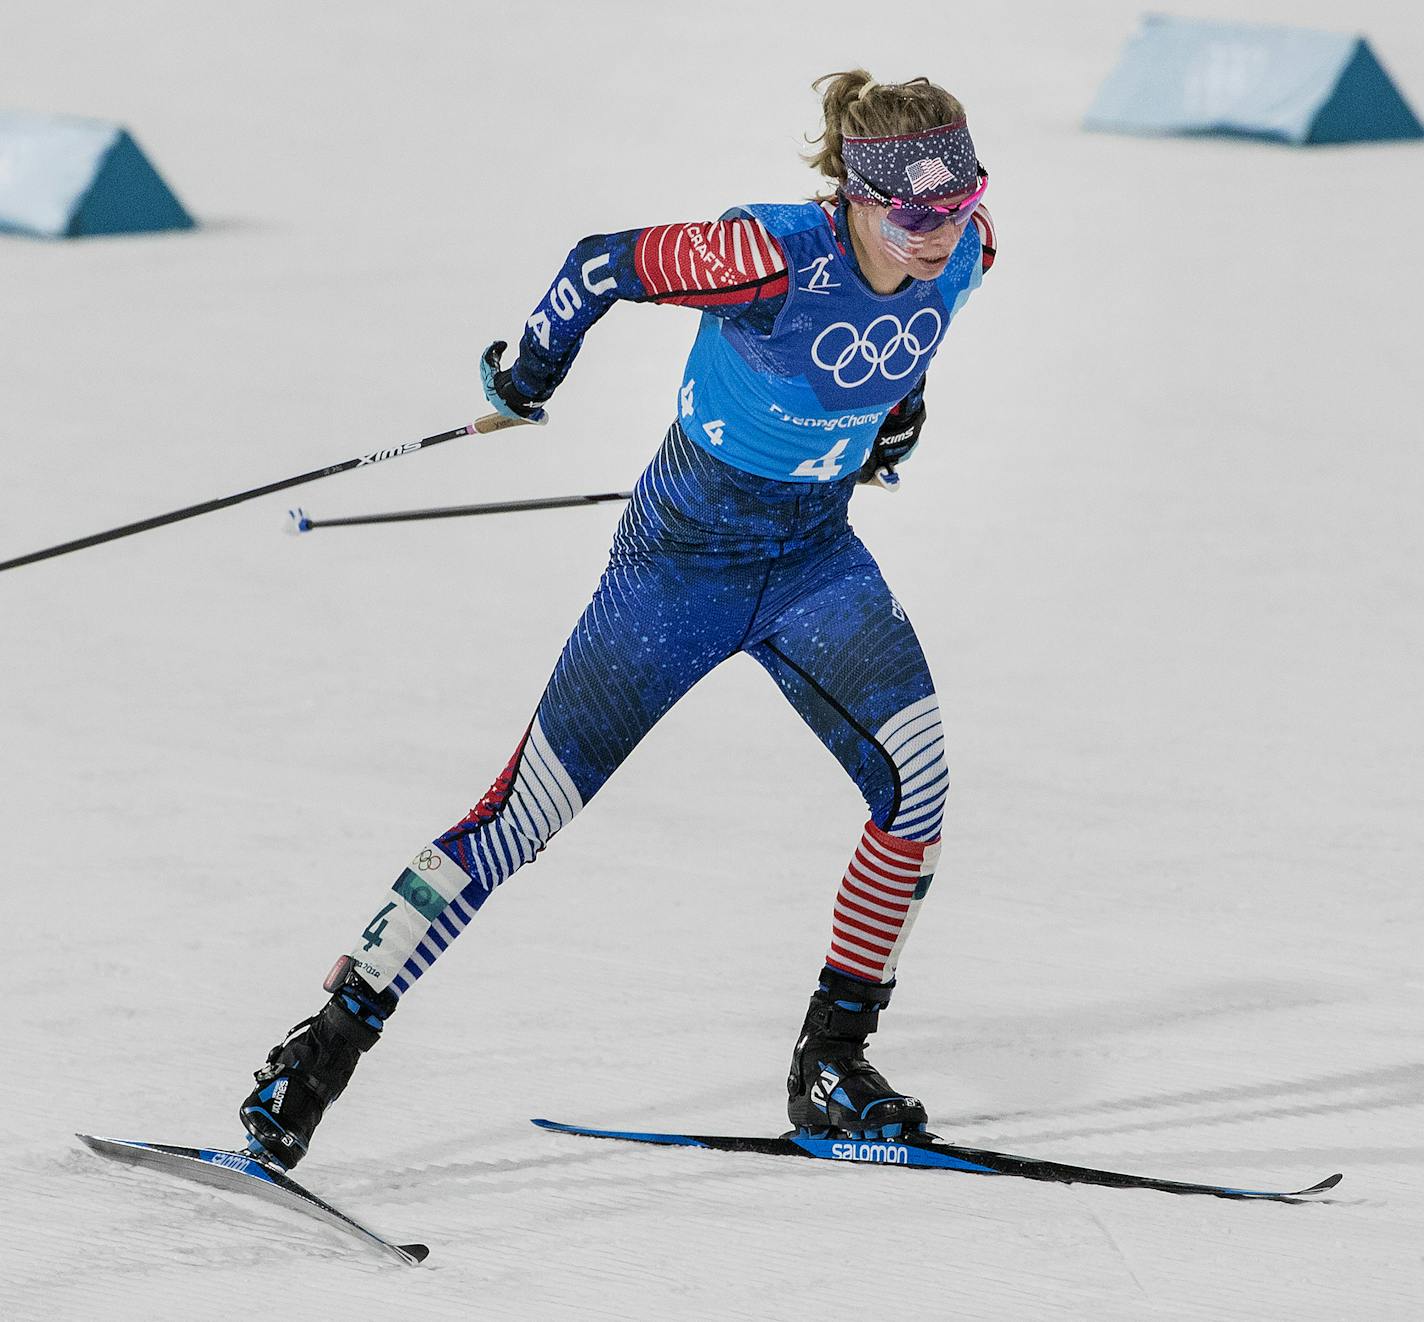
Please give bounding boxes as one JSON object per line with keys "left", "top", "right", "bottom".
{"left": 481, "top": 340, "right": 547, "bottom": 424}
{"left": 858, "top": 399, "right": 926, "bottom": 487}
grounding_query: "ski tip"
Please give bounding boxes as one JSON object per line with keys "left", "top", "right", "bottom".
{"left": 399, "top": 1243, "right": 431, "bottom": 1265}
{"left": 1305, "top": 1173, "right": 1344, "bottom": 1195}
{"left": 76, "top": 1132, "right": 127, "bottom": 1155}
{"left": 530, "top": 1118, "right": 598, "bottom": 1137}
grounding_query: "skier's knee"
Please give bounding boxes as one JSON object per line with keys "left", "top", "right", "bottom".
{"left": 873, "top": 696, "right": 948, "bottom": 842}
{"left": 437, "top": 717, "right": 586, "bottom": 889}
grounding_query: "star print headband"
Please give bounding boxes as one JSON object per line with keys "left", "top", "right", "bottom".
{"left": 841, "top": 118, "right": 987, "bottom": 231}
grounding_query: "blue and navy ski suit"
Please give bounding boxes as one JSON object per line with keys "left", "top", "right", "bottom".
{"left": 352, "top": 198, "right": 995, "bottom": 995}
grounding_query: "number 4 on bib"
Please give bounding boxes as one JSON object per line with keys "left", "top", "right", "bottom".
{"left": 792, "top": 438, "right": 850, "bottom": 481}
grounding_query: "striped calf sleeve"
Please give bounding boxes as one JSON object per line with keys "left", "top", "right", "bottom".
{"left": 825, "top": 820, "right": 941, "bottom": 984}
{"left": 346, "top": 718, "right": 583, "bottom": 998}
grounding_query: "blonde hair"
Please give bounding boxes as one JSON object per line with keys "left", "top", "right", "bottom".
{"left": 805, "top": 69, "right": 967, "bottom": 190}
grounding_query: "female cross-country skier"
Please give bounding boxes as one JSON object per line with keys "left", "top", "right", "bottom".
{"left": 240, "top": 69, "right": 996, "bottom": 1168}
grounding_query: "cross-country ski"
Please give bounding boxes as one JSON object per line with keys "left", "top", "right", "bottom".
{"left": 77, "top": 1135, "right": 428, "bottom": 1266}
{"left": 531, "top": 1118, "right": 1342, "bottom": 1202}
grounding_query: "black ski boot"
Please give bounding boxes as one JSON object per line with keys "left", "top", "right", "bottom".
{"left": 786, "top": 965, "right": 930, "bottom": 1141}
{"left": 239, "top": 956, "right": 397, "bottom": 1169}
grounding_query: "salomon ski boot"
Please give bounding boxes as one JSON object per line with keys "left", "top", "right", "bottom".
{"left": 239, "top": 956, "right": 397, "bottom": 1169}
{"left": 786, "top": 965, "right": 930, "bottom": 1141}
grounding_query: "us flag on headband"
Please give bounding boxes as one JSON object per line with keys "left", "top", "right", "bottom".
{"left": 906, "top": 156, "right": 954, "bottom": 195}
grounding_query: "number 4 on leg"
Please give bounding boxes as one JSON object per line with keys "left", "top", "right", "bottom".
{"left": 361, "top": 903, "right": 396, "bottom": 952}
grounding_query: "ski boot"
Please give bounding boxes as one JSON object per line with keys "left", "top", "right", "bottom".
{"left": 239, "top": 956, "right": 397, "bottom": 1169}
{"left": 786, "top": 965, "right": 931, "bottom": 1142}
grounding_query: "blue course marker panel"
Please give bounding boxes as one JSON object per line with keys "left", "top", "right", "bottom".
{"left": 0, "top": 111, "right": 194, "bottom": 238}
{"left": 1084, "top": 15, "right": 1423, "bottom": 145}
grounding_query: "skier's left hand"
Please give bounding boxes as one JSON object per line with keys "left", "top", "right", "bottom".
{"left": 481, "top": 340, "right": 549, "bottom": 425}
{"left": 859, "top": 399, "right": 926, "bottom": 488}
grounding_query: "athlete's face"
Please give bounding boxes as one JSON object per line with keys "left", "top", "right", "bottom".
{"left": 848, "top": 200, "right": 968, "bottom": 291}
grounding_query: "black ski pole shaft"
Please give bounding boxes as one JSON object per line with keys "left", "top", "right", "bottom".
{"left": 0, "top": 413, "right": 528, "bottom": 575}
{"left": 291, "top": 490, "right": 633, "bottom": 531}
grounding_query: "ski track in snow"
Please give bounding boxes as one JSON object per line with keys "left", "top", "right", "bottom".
{"left": 3, "top": 1, "right": 1423, "bottom": 1318}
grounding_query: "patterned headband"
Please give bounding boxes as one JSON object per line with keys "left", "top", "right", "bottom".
{"left": 841, "top": 119, "right": 979, "bottom": 205}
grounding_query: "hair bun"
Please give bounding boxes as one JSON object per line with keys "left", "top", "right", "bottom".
{"left": 805, "top": 70, "right": 965, "bottom": 195}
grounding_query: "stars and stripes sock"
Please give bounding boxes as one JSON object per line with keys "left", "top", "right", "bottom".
{"left": 825, "top": 820, "right": 941, "bottom": 985}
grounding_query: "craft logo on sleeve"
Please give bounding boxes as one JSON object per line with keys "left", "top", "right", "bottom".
{"left": 681, "top": 224, "right": 729, "bottom": 279}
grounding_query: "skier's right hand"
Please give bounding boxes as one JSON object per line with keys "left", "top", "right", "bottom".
{"left": 481, "top": 340, "right": 549, "bottom": 425}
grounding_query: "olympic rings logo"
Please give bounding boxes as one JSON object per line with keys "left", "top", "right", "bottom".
{"left": 810, "top": 309, "right": 943, "bottom": 388}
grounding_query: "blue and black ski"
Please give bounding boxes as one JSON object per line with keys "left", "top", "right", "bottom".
{"left": 77, "top": 1134, "right": 429, "bottom": 1265}
{"left": 531, "top": 1118, "right": 1341, "bottom": 1202}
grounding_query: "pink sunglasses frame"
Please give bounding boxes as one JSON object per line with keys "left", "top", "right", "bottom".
{"left": 883, "top": 167, "right": 990, "bottom": 233}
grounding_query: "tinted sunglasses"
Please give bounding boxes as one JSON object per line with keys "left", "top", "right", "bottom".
{"left": 884, "top": 166, "right": 989, "bottom": 234}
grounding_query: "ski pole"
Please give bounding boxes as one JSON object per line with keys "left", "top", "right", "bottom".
{"left": 288, "top": 490, "right": 633, "bottom": 533}
{"left": 0, "top": 413, "right": 528, "bottom": 575}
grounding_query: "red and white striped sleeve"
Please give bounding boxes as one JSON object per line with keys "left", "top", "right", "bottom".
{"left": 970, "top": 205, "right": 996, "bottom": 273}
{"left": 632, "top": 217, "right": 789, "bottom": 308}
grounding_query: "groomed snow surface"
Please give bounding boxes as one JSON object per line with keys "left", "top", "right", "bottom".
{"left": 3, "top": 2, "right": 1422, "bottom": 1318}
